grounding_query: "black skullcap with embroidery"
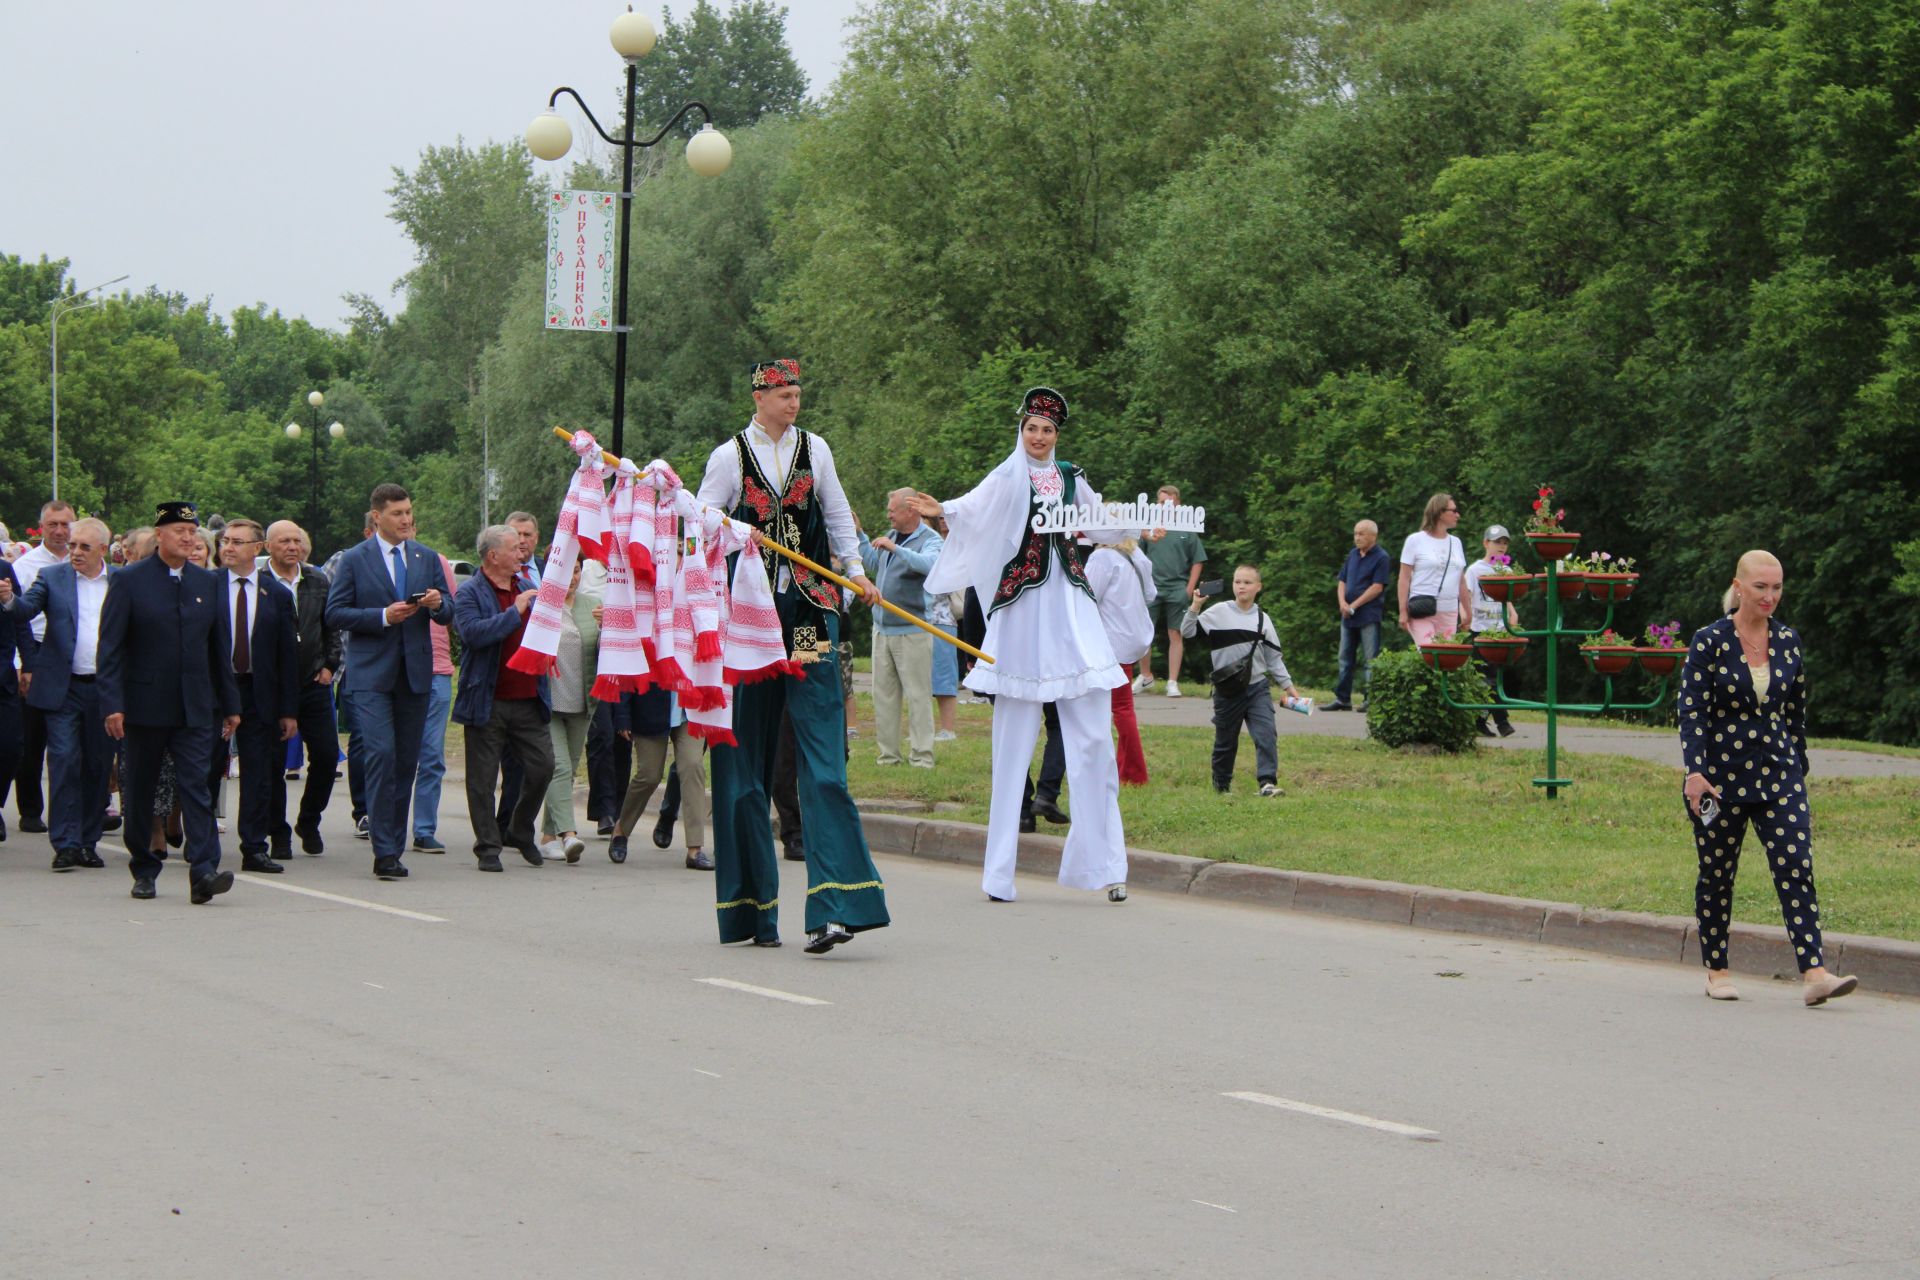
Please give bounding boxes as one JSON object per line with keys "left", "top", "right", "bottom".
{"left": 750, "top": 358, "right": 802, "bottom": 390}
{"left": 1018, "top": 386, "right": 1068, "bottom": 428}
{"left": 155, "top": 501, "right": 199, "bottom": 528}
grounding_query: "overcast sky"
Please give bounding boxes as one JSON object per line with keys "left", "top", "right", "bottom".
{"left": 0, "top": 0, "right": 863, "bottom": 330}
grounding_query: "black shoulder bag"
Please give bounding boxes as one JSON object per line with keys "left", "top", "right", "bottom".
{"left": 1407, "top": 540, "right": 1453, "bottom": 619}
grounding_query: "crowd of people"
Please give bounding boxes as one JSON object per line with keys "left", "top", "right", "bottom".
{"left": 0, "top": 370, "right": 1858, "bottom": 996}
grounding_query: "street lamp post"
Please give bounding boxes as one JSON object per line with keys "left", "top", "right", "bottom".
{"left": 284, "top": 390, "right": 345, "bottom": 535}
{"left": 49, "top": 273, "right": 129, "bottom": 501}
{"left": 526, "top": 7, "right": 732, "bottom": 458}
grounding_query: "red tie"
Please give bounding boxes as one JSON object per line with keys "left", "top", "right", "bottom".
{"left": 234, "top": 579, "right": 251, "bottom": 675}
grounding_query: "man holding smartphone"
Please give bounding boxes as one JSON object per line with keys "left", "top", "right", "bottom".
{"left": 324, "top": 484, "right": 454, "bottom": 881}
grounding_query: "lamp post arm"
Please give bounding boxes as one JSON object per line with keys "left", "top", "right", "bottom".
{"left": 544, "top": 87, "right": 713, "bottom": 150}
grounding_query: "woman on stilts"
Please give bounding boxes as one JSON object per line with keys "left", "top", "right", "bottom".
{"left": 913, "top": 387, "right": 1130, "bottom": 904}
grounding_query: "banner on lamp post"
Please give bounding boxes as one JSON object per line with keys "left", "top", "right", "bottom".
{"left": 544, "top": 190, "right": 617, "bottom": 332}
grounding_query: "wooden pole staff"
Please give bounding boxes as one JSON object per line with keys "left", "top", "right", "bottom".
{"left": 551, "top": 426, "right": 993, "bottom": 664}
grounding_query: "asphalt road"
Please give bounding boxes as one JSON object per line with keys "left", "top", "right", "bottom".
{"left": 3, "top": 804, "right": 1917, "bottom": 1279}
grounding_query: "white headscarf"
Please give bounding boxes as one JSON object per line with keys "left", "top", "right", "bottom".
{"left": 924, "top": 430, "right": 1059, "bottom": 605}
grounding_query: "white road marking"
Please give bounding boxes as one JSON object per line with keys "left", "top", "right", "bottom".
{"left": 1224, "top": 1091, "right": 1439, "bottom": 1140}
{"left": 692, "top": 1069, "right": 722, "bottom": 1078}
{"left": 100, "top": 842, "right": 446, "bottom": 923}
{"left": 694, "top": 978, "right": 831, "bottom": 1006}
{"left": 1192, "top": 1200, "right": 1238, "bottom": 1213}
{"left": 234, "top": 875, "right": 448, "bottom": 922}
{"left": 363, "top": 982, "right": 386, "bottom": 989}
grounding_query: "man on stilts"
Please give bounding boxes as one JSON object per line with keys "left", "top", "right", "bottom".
{"left": 697, "top": 358, "right": 891, "bottom": 953}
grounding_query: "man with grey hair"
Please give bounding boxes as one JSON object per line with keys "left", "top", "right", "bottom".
{"left": 265, "top": 519, "right": 342, "bottom": 854}
{"left": 451, "top": 524, "right": 552, "bottom": 871}
{"left": 494, "top": 512, "right": 543, "bottom": 827}
{"left": 1, "top": 515, "right": 114, "bottom": 868}
{"left": 856, "top": 488, "right": 944, "bottom": 767}
{"left": 1330, "top": 517, "right": 1390, "bottom": 711}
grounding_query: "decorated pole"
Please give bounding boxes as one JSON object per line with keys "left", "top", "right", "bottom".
{"left": 549, "top": 426, "right": 994, "bottom": 664}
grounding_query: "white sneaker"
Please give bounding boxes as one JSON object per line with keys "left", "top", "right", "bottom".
{"left": 1131, "top": 672, "right": 1154, "bottom": 693}
{"left": 561, "top": 835, "right": 587, "bottom": 863}
{"left": 933, "top": 729, "right": 957, "bottom": 742}
{"left": 1259, "top": 782, "right": 1283, "bottom": 797}
{"left": 539, "top": 839, "right": 564, "bottom": 863}
{"left": 1166, "top": 681, "right": 1183, "bottom": 698}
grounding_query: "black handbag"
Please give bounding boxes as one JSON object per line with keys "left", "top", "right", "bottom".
{"left": 1407, "top": 540, "right": 1453, "bottom": 618}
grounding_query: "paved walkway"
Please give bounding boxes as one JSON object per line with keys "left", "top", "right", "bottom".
{"left": 881, "top": 676, "right": 1920, "bottom": 779}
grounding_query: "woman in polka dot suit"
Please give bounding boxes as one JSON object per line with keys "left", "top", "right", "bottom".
{"left": 1680, "top": 550, "right": 1858, "bottom": 1006}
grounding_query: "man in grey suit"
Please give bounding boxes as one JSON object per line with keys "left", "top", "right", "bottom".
{"left": 323, "top": 484, "right": 453, "bottom": 881}
{"left": 0, "top": 516, "right": 114, "bottom": 870}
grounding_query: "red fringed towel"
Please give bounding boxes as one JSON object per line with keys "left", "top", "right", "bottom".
{"left": 507, "top": 433, "right": 608, "bottom": 677}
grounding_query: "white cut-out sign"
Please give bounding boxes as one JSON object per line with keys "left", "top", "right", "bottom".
{"left": 1031, "top": 495, "right": 1206, "bottom": 535}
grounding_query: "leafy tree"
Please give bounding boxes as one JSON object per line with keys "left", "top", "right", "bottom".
{"left": 0, "top": 252, "right": 70, "bottom": 327}
{"left": 630, "top": 1, "right": 809, "bottom": 137}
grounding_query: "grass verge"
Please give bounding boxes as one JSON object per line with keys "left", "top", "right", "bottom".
{"left": 845, "top": 697, "right": 1920, "bottom": 942}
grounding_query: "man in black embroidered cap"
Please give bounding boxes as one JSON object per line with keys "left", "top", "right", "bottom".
{"left": 98, "top": 501, "right": 243, "bottom": 903}
{"left": 696, "top": 358, "right": 890, "bottom": 953}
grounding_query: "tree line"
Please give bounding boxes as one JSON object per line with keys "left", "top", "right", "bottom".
{"left": 3, "top": 0, "right": 1916, "bottom": 741}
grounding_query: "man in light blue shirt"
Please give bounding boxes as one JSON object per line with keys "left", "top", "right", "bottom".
{"left": 858, "top": 488, "right": 945, "bottom": 767}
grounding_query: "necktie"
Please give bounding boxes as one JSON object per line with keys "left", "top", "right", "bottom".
{"left": 233, "top": 579, "right": 251, "bottom": 675}
{"left": 391, "top": 545, "right": 407, "bottom": 601}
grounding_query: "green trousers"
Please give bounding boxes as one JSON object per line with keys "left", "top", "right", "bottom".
{"left": 710, "top": 603, "right": 890, "bottom": 943}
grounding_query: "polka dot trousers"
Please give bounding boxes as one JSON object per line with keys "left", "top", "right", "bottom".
{"left": 1693, "top": 795, "right": 1823, "bottom": 972}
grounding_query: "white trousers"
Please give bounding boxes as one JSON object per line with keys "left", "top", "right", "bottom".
{"left": 984, "top": 690, "right": 1128, "bottom": 901}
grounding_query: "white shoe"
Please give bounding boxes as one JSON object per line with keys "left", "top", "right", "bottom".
{"left": 539, "top": 839, "right": 563, "bottom": 863}
{"left": 561, "top": 835, "right": 587, "bottom": 864}
{"left": 1166, "top": 681, "right": 1183, "bottom": 698}
{"left": 1131, "top": 672, "right": 1153, "bottom": 693}
{"left": 933, "top": 729, "right": 957, "bottom": 742}
{"left": 1258, "top": 782, "right": 1283, "bottom": 797}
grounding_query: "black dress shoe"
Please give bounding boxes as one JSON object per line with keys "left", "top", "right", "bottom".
{"left": 1326, "top": 701, "right": 1353, "bottom": 712}
{"left": 373, "top": 856, "right": 408, "bottom": 880}
{"left": 753, "top": 936, "right": 782, "bottom": 948}
{"left": 1018, "top": 813, "right": 1037, "bottom": 834}
{"left": 782, "top": 844, "right": 806, "bottom": 862}
{"left": 1497, "top": 721, "right": 1516, "bottom": 738}
{"left": 476, "top": 852, "right": 504, "bottom": 872}
{"left": 21, "top": 816, "right": 48, "bottom": 834}
{"left": 804, "top": 923, "right": 852, "bottom": 954}
{"left": 411, "top": 836, "right": 446, "bottom": 853}
{"left": 607, "top": 836, "right": 628, "bottom": 864}
{"left": 685, "top": 850, "right": 715, "bottom": 871}
{"left": 190, "top": 871, "right": 235, "bottom": 904}
{"left": 80, "top": 848, "right": 105, "bottom": 868}
{"left": 270, "top": 842, "right": 294, "bottom": 861}
{"left": 130, "top": 877, "right": 156, "bottom": 900}
{"left": 1031, "top": 799, "right": 1070, "bottom": 825}
{"left": 295, "top": 822, "right": 325, "bottom": 854}
{"left": 652, "top": 816, "right": 674, "bottom": 849}
{"left": 596, "top": 817, "right": 616, "bottom": 837}
{"left": 241, "top": 854, "right": 285, "bottom": 874}
{"left": 988, "top": 894, "right": 1012, "bottom": 902}
{"left": 103, "top": 813, "right": 123, "bottom": 831}
{"left": 51, "top": 848, "right": 82, "bottom": 872}
{"left": 513, "top": 841, "right": 544, "bottom": 867}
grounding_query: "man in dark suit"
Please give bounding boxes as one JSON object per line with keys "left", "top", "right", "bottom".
{"left": 99, "top": 502, "right": 242, "bottom": 904}
{"left": 205, "top": 519, "right": 298, "bottom": 874}
{"left": 265, "top": 520, "right": 342, "bottom": 855}
{"left": 324, "top": 484, "right": 453, "bottom": 881}
{"left": 1, "top": 516, "right": 116, "bottom": 869}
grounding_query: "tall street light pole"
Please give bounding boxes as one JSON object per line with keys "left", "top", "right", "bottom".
{"left": 49, "top": 274, "right": 129, "bottom": 501}
{"left": 526, "top": 7, "right": 732, "bottom": 459}
{"left": 284, "top": 390, "right": 345, "bottom": 535}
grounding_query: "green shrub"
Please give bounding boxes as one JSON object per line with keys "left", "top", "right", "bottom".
{"left": 1365, "top": 649, "right": 1489, "bottom": 752}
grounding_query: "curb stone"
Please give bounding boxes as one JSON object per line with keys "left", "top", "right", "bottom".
{"left": 860, "top": 809, "right": 1920, "bottom": 998}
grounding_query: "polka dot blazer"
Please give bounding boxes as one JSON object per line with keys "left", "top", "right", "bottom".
{"left": 1677, "top": 616, "right": 1811, "bottom": 802}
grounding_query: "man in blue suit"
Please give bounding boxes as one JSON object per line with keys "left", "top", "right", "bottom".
{"left": 1, "top": 516, "right": 116, "bottom": 870}
{"left": 205, "top": 518, "right": 299, "bottom": 875}
{"left": 99, "top": 502, "right": 242, "bottom": 904}
{"left": 324, "top": 483, "right": 453, "bottom": 881}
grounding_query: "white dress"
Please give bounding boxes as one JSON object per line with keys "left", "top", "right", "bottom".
{"left": 949, "top": 461, "right": 1125, "bottom": 703}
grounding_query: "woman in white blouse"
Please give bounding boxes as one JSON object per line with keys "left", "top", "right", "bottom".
{"left": 1397, "top": 493, "right": 1472, "bottom": 645}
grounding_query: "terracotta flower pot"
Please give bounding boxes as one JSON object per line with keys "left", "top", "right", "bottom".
{"left": 1525, "top": 531, "right": 1581, "bottom": 560}
{"left": 1580, "top": 645, "right": 1637, "bottom": 676}
{"left": 1418, "top": 642, "right": 1474, "bottom": 672}
{"left": 1585, "top": 572, "right": 1639, "bottom": 604}
{"left": 1635, "top": 647, "right": 1680, "bottom": 677}
{"left": 1471, "top": 636, "right": 1529, "bottom": 667}
{"left": 1554, "top": 571, "right": 1588, "bottom": 601}
{"left": 1479, "top": 574, "right": 1534, "bottom": 603}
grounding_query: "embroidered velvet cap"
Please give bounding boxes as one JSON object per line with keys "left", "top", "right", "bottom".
{"left": 1019, "top": 386, "right": 1068, "bottom": 428}
{"left": 751, "top": 359, "right": 802, "bottom": 390}
{"left": 155, "top": 501, "right": 199, "bottom": 528}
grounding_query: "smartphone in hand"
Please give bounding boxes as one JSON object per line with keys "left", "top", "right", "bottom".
{"left": 407, "top": 590, "right": 429, "bottom": 605}
{"left": 1196, "top": 578, "right": 1224, "bottom": 598}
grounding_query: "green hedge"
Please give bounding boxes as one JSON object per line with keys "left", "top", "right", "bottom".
{"left": 1364, "top": 649, "right": 1490, "bottom": 753}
